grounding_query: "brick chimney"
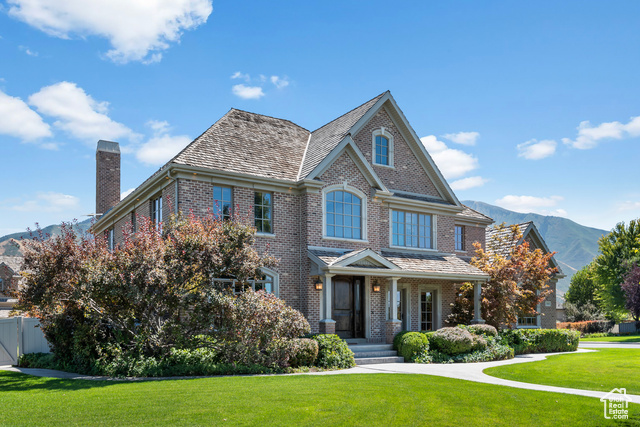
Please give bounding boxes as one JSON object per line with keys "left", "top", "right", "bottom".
{"left": 96, "top": 140, "right": 121, "bottom": 217}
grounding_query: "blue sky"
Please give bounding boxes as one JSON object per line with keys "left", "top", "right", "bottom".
{"left": 1, "top": 1, "right": 640, "bottom": 235}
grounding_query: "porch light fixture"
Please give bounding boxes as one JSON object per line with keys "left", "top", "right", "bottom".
{"left": 372, "top": 280, "right": 381, "bottom": 293}
{"left": 314, "top": 278, "right": 323, "bottom": 291}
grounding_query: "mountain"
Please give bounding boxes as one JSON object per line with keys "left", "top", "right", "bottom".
{"left": 462, "top": 201, "right": 609, "bottom": 298}
{"left": 0, "top": 219, "right": 93, "bottom": 256}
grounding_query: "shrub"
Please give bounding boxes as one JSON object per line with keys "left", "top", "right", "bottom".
{"left": 393, "top": 330, "right": 412, "bottom": 352}
{"left": 556, "top": 320, "right": 614, "bottom": 335}
{"left": 311, "top": 334, "right": 355, "bottom": 369}
{"left": 430, "top": 327, "right": 475, "bottom": 355}
{"left": 471, "top": 334, "right": 488, "bottom": 351}
{"left": 466, "top": 324, "right": 498, "bottom": 337}
{"left": 398, "top": 332, "right": 429, "bottom": 362}
{"left": 288, "top": 338, "right": 318, "bottom": 368}
{"left": 500, "top": 329, "right": 580, "bottom": 355}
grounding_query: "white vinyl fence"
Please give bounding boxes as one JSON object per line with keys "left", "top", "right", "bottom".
{"left": 0, "top": 317, "right": 50, "bottom": 365}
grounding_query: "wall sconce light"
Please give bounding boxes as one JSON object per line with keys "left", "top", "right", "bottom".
{"left": 372, "top": 280, "right": 381, "bottom": 293}
{"left": 314, "top": 277, "right": 323, "bottom": 291}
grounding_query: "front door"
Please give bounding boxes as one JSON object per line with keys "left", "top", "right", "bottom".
{"left": 332, "top": 276, "right": 364, "bottom": 339}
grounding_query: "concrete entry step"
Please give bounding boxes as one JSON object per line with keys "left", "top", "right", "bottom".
{"left": 349, "top": 344, "right": 393, "bottom": 353}
{"left": 351, "top": 350, "right": 399, "bottom": 358}
{"left": 354, "top": 356, "right": 405, "bottom": 365}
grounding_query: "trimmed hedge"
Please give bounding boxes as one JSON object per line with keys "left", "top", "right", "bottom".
{"left": 398, "top": 332, "right": 429, "bottom": 362}
{"left": 393, "top": 330, "right": 412, "bottom": 352}
{"left": 500, "top": 329, "right": 580, "bottom": 355}
{"left": 429, "top": 327, "right": 475, "bottom": 355}
{"left": 289, "top": 338, "right": 319, "bottom": 368}
{"left": 467, "top": 324, "right": 498, "bottom": 337}
{"left": 310, "top": 334, "right": 356, "bottom": 369}
{"left": 556, "top": 320, "right": 614, "bottom": 335}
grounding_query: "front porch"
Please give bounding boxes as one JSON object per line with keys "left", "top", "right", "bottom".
{"left": 308, "top": 247, "right": 487, "bottom": 343}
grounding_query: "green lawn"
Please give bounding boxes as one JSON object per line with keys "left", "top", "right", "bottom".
{"left": 0, "top": 371, "right": 637, "bottom": 426}
{"left": 485, "top": 348, "right": 640, "bottom": 395}
{"left": 581, "top": 335, "right": 640, "bottom": 342}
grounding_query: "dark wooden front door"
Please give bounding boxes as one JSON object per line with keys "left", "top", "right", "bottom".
{"left": 332, "top": 276, "right": 364, "bottom": 339}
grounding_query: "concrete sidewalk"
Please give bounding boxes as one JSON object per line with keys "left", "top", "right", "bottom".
{"left": 3, "top": 348, "right": 640, "bottom": 404}
{"left": 579, "top": 342, "right": 640, "bottom": 349}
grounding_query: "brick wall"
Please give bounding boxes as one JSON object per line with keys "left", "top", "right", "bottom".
{"left": 0, "top": 265, "right": 17, "bottom": 297}
{"left": 96, "top": 148, "right": 120, "bottom": 216}
{"left": 541, "top": 280, "right": 557, "bottom": 329}
{"left": 352, "top": 109, "right": 441, "bottom": 197}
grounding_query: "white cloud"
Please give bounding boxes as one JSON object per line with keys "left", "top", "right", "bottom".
{"left": 28, "top": 81, "right": 136, "bottom": 143}
{"left": 450, "top": 176, "right": 488, "bottom": 191}
{"left": 517, "top": 139, "right": 557, "bottom": 160}
{"left": 618, "top": 201, "right": 640, "bottom": 211}
{"left": 420, "top": 135, "right": 478, "bottom": 179}
{"left": 9, "top": 192, "right": 80, "bottom": 213}
{"left": 442, "top": 131, "right": 479, "bottom": 146}
{"left": 232, "top": 84, "right": 265, "bottom": 100}
{"left": 562, "top": 115, "right": 640, "bottom": 149}
{"left": 18, "top": 45, "right": 38, "bottom": 56}
{"left": 270, "top": 75, "right": 289, "bottom": 89}
{"left": 135, "top": 120, "right": 191, "bottom": 166}
{"left": 231, "top": 71, "right": 250, "bottom": 82}
{"left": 495, "top": 195, "right": 567, "bottom": 216}
{"left": 121, "top": 188, "right": 135, "bottom": 200}
{"left": 0, "top": 89, "right": 52, "bottom": 142}
{"left": 7, "top": 0, "right": 213, "bottom": 64}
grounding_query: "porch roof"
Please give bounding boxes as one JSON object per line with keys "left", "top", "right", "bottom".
{"left": 308, "top": 247, "right": 488, "bottom": 281}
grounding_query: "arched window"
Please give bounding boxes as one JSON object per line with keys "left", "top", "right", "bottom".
{"left": 326, "top": 190, "right": 363, "bottom": 240}
{"left": 372, "top": 128, "right": 394, "bottom": 167}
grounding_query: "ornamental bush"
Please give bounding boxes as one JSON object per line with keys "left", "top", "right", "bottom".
{"left": 556, "top": 320, "right": 614, "bottom": 335}
{"left": 398, "top": 332, "right": 429, "bottom": 362}
{"left": 288, "top": 338, "right": 319, "bottom": 368}
{"left": 393, "top": 330, "right": 412, "bottom": 352}
{"left": 499, "top": 329, "right": 580, "bottom": 355}
{"left": 311, "top": 334, "right": 356, "bottom": 369}
{"left": 466, "top": 324, "right": 498, "bottom": 337}
{"left": 429, "top": 327, "right": 475, "bottom": 355}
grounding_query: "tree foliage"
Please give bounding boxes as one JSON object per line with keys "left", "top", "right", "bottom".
{"left": 593, "top": 219, "right": 640, "bottom": 321}
{"left": 16, "top": 212, "right": 299, "bottom": 371}
{"left": 622, "top": 263, "right": 640, "bottom": 321}
{"left": 448, "top": 224, "right": 557, "bottom": 329}
{"left": 564, "top": 262, "right": 599, "bottom": 308}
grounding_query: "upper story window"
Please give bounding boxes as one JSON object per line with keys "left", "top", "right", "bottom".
{"left": 455, "top": 225, "right": 464, "bottom": 251}
{"left": 372, "top": 128, "right": 394, "bottom": 167}
{"left": 131, "top": 212, "right": 137, "bottom": 233}
{"left": 151, "top": 196, "right": 163, "bottom": 233}
{"left": 392, "top": 210, "right": 433, "bottom": 249}
{"left": 254, "top": 192, "right": 272, "bottom": 234}
{"left": 326, "top": 190, "right": 363, "bottom": 240}
{"left": 0, "top": 278, "right": 4, "bottom": 292}
{"left": 213, "top": 186, "right": 232, "bottom": 220}
{"left": 107, "top": 228, "right": 115, "bottom": 252}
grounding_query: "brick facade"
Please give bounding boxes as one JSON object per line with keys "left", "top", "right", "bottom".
{"left": 96, "top": 142, "right": 121, "bottom": 217}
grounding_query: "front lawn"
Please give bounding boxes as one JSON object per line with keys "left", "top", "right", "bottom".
{"left": 581, "top": 335, "right": 640, "bottom": 343}
{"left": 485, "top": 348, "right": 640, "bottom": 395}
{"left": 0, "top": 371, "right": 637, "bottom": 426}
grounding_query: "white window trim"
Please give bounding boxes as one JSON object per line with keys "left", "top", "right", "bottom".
{"left": 261, "top": 267, "right": 280, "bottom": 298}
{"left": 322, "top": 183, "right": 368, "bottom": 242}
{"left": 212, "top": 185, "right": 233, "bottom": 219}
{"left": 517, "top": 290, "right": 542, "bottom": 329}
{"left": 385, "top": 282, "right": 411, "bottom": 330}
{"left": 418, "top": 284, "right": 442, "bottom": 331}
{"left": 372, "top": 127, "right": 394, "bottom": 168}
{"left": 389, "top": 209, "right": 437, "bottom": 251}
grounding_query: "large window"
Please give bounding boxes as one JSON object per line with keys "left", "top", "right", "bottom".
{"left": 151, "top": 196, "right": 162, "bottom": 232}
{"left": 211, "top": 269, "right": 278, "bottom": 296}
{"left": 392, "top": 210, "right": 433, "bottom": 249}
{"left": 254, "top": 192, "right": 272, "bottom": 233}
{"left": 213, "top": 186, "right": 232, "bottom": 220}
{"left": 455, "top": 225, "right": 464, "bottom": 251}
{"left": 326, "top": 190, "right": 362, "bottom": 240}
{"left": 420, "top": 291, "right": 434, "bottom": 331}
{"left": 517, "top": 315, "right": 538, "bottom": 327}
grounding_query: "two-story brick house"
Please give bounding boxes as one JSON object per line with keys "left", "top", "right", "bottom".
{"left": 92, "top": 91, "right": 496, "bottom": 343}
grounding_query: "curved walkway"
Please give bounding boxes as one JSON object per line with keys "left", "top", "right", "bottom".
{"left": 579, "top": 342, "right": 640, "bottom": 349}
{"left": 3, "top": 348, "right": 640, "bottom": 404}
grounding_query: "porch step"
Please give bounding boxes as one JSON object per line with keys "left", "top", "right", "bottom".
{"left": 348, "top": 343, "right": 404, "bottom": 365}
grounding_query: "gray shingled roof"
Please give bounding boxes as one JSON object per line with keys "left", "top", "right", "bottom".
{"left": 171, "top": 109, "right": 310, "bottom": 181}
{"left": 458, "top": 204, "right": 493, "bottom": 222}
{"left": 298, "top": 93, "right": 385, "bottom": 179}
{"left": 308, "top": 248, "right": 485, "bottom": 277}
{"left": 0, "top": 256, "right": 23, "bottom": 274}
{"left": 485, "top": 222, "right": 531, "bottom": 258}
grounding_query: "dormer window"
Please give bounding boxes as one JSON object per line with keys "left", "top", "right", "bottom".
{"left": 372, "top": 128, "right": 394, "bottom": 167}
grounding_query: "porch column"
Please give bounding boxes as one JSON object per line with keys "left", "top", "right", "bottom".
{"left": 470, "top": 281, "right": 486, "bottom": 324}
{"left": 385, "top": 277, "right": 402, "bottom": 343}
{"left": 319, "top": 273, "right": 336, "bottom": 334}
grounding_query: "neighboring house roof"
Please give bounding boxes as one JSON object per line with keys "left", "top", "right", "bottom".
{"left": 0, "top": 256, "right": 22, "bottom": 275}
{"left": 308, "top": 247, "right": 487, "bottom": 279}
{"left": 485, "top": 222, "right": 564, "bottom": 276}
{"left": 458, "top": 205, "right": 493, "bottom": 222}
{"left": 298, "top": 92, "right": 385, "bottom": 179}
{"left": 172, "top": 109, "right": 310, "bottom": 181}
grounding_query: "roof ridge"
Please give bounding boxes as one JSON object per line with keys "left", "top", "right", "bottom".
{"left": 311, "top": 91, "right": 387, "bottom": 134}
{"left": 228, "top": 108, "right": 310, "bottom": 132}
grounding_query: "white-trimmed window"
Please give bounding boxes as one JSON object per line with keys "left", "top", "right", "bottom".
{"left": 151, "top": 196, "right": 163, "bottom": 232}
{"left": 372, "top": 128, "right": 394, "bottom": 167}
{"left": 254, "top": 192, "right": 273, "bottom": 234}
{"left": 211, "top": 268, "right": 279, "bottom": 297}
{"left": 0, "top": 278, "right": 4, "bottom": 292}
{"left": 326, "top": 190, "right": 363, "bottom": 240}
{"left": 420, "top": 290, "right": 435, "bottom": 331}
{"left": 391, "top": 210, "right": 433, "bottom": 249}
{"left": 107, "top": 228, "right": 115, "bottom": 252}
{"left": 455, "top": 225, "right": 464, "bottom": 251}
{"left": 213, "top": 186, "right": 232, "bottom": 220}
